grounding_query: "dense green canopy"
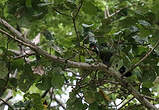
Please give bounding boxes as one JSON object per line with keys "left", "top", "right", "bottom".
{"left": 0, "top": 0, "right": 159, "bottom": 110}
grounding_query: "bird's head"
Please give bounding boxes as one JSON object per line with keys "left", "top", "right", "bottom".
{"left": 89, "top": 42, "right": 99, "bottom": 54}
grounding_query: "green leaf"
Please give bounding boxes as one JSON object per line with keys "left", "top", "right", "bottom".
{"left": 50, "top": 67, "right": 65, "bottom": 89}
{"left": 0, "top": 79, "right": 6, "bottom": 96}
{"left": 24, "top": 93, "right": 43, "bottom": 110}
{"left": 152, "top": 0, "right": 159, "bottom": 18}
{"left": 36, "top": 75, "right": 51, "bottom": 90}
{"left": 84, "top": 91, "right": 96, "bottom": 104}
{"left": 82, "top": 1, "right": 97, "bottom": 15}
{"left": 0, "top": 79, "right": 6, "bottom": 88}
{"left": 10, "top": 59, "right": 25, "bottom": 71}
{"left": 119, "top": 16, "right": 137, "bottom": 28}
{"left": 25, "top": 0, "right": 32, "bottom": 8}
{"left": 67, "top": 97, "right": 87, "bottom": 110}
{"left": 89, "top": 102, "right": 99, "bottom": 110}
{"left": 18, "top": 65, "right": 37, "bottom": 92}
{"left": 95, "top": 19, "right": 112, "bottom": 36}
{"left": 143, "top": 81, "right": 154, "bottom": 89}
{"left": 8, "top": 78, "right": 17, "bottom": 89}
{"left": 140, "top": 64, "right": 157, "bottom": 83}
{"left": 89, "top": 102, "right": 106, "bottom": 110}
{"left": 0, "top": 60, "right": 8, "bottom": 79}
{"left": 65, "top": 0, "right": 77, "bottom": 10}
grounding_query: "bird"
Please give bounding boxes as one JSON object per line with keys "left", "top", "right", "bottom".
{"left": 119, "top": 66, "right": 132, "bottom": 77}
{"left": 89, "top": 42, "right": 113, "bottom": 66}
{"left": 90, "top": 42, "right": 132, "bottom": 77}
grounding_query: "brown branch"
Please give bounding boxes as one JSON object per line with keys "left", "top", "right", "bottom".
{"left": 143, "top": 95, "right": 157, "bottom": 101}
{"left": 72, "top": 18, "right": 80, "bottom": 44}
{"left": 8, "top": 49, "right": 35, "bottom": 59}
{"left": 74, "top": 0, "right": 83, "bottom": 18}
{"left": 0, "top": 27, "right": 107, "bottom": 71}
{"left": 0, "top": 17, "right": 158, "bottom": 110}
{"left": 72, "top": 0, "right": 83, "bottom": 45}
{"left": 14, "top": 52, "right": 35, "bottom": 59}
{"left": 8, "top": 49, "right": 21, "bottom": 55}
{"left": 125, "top": 82, "right": 158, "bottom": 110}
{"left": 123, "top": 40, "right": 159, "bottom": 76}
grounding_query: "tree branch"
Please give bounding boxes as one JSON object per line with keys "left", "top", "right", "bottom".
{"left": 72, "top": 0, "right": 83, "bottom": 46}
{"left": 51, "top": 89, "right": 66, "bottom": 110}
{"left": 0, "top": 97, "right": 14, "bottom": 110}
{"left": 72, "top": 18, "right": 79, "bottom": 44}
{"left": 0, "top": 17, "right": 158, "bottom": 110}
{"left": 123, "top": 40, "right": 159, "bottom": 76}
{"left": 52, "top": 7, "right": 71, "bottom": 17}
{"left": 0, "top": 26, "right": 108, "bottom": 71}
{"left": 118, "top": 97, "right": 135, "bottom": 110}
{"left": 74, "top": 0, "right": 83, "bottom": 18}
{"left": 0, "top": 96, "right": 13, "bottom": 106}
{"left": 104, "top": 0, "right": 110, "bottom": 18}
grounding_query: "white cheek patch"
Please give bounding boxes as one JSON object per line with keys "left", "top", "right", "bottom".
{"left": 96, "top": 47, "right": 99, "bottom": 52}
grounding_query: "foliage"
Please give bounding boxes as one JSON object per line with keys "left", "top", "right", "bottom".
{"left": 0, "top": 0, "right": 159, "bottom": 110}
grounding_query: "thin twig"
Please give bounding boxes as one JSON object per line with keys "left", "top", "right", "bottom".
{"left": 143, "top": 95, "right": 156, "bottom": 101}
{"left": 53, "top": 95, "right": 66, "bottom": 110}
{"left": 0, "top": 96, "right": 13, "bottom": 106}
{"left": 116, "top": 98, "right": 126, "bottom": 106}
{"left": 108, "top": 6, "right": 130, "bottom": 18}
{"left": 14, "top": 52, "right": 35, "bottom": 59}
{"left": 118, "top": 97, "right": 135, "bottom": 110}
{"left": 48, "top": 88, "right": 53, "bottom": 110}
{"left": 72, "top": 0, "right": 83, "bottom": 61}
{"left": 80, "top": 45, "right": 96, "bottom": 62}
{"left": 65, "top": 69, "right": 80, "bottom": 77}
{"left": 0, "top": 97, "right": 14, "bottom": 110}
{"left": 113, "top": 101, "right": 117, "bottom": 109}
{"left": 72, "top": 18, "right": 79, "bottom": 44}
{"left": 0, "top": 29, "right": 30, "bottom": 49}
{"left": 72, "top": 0, "right": 83, "bottom": 44}
{"left": 48, "top": 88, "right": 66, "bottom": 110}
{"left": 52, "top": 7, "right": 71, "bottom": 17}
{"left": 41, "top": 89, "right": 50, "bottom": 98}
{"left": 123, "top": 40, "right": 159, "bottom": 76}
{"left": 74, "top": 0, "right": 83, "bottom": 18}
